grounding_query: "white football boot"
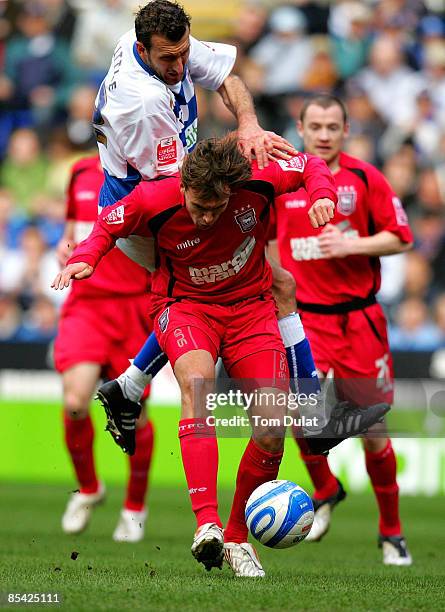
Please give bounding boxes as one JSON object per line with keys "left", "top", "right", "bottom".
{"left": 224, "top": 542, "right": 265, "bottom": 578}
{"left": 305, "top": 479, "right": 346, "bottom": 542}
{"left": 379, "top": 535, "right": 413, "bottom": 566}
{"left": 62, "top": 483, "right": 106, "bottom": 534}
{"left": 113, "top": 508, "right": 147, "bottom": 543}
{"left": 191, "top": 523, "right": 224, "bottom": 571}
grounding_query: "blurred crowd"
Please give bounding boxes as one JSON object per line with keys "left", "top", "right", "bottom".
{"left": 0, "top": 0, "right": 445, "bottom": 351}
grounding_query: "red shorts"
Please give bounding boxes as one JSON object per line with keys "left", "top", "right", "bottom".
{"left": 300, "top": 302, "right": 394, "bottom": 405}
{"left": 153, "top": 295, "right": 288, "bottom": 390}
{"left": 54, "top": 292, "right": 153, "bottom": 397}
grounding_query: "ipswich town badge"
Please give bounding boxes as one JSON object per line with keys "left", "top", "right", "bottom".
{"left": 235, "top": 207, "right": 257, "bottom": 233}
{"left": 337, "top": 187, "right": 357, "bottom": 216}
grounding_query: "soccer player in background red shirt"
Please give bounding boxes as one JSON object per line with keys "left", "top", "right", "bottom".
{"left": 53, "top": 136, "right": 389, "bottom": 577}
{"left": 54, "top": 156, "right": 154, "bottom": 543}
{"left": 269, "top": 95, "right": 413, "bottom": 566}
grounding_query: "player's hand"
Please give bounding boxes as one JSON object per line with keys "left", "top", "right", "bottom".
{"left": 56, "top": 238, "right": 76, "bottom": 268}
{"left": 318, "top": 224, "right": 351, "bottom": 259}
{"left": 51, "top": 262, "right": 94, "bottom": 290}
{"left": 308, "top": 198, "right": 335, "bottom": 229}
{"left": 238, "top": 123, "right": 297, "bottom": 169}
{"left": 265, "top": 131, "right": 298, "bottom": 162}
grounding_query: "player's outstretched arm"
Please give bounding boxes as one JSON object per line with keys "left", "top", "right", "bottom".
{"left": 51, "top": 262, "right": 94, "bottom": 290}
{"left": 217, "top": 75, "right": 296, "bottom": 168}
{"left": 270, "top": 153, "right": 337, "bottom": 227}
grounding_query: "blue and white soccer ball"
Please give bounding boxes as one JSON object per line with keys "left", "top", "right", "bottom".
{"left": 245, "top": 480, "right": 314, "bottom": 549}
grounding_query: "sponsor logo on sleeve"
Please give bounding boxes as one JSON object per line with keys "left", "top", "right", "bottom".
{"left": 158, "top": 308, "right": 169, "bottom": 333}
{"left": 104, "top": 205, "right": 124, "bottom": 225}
{"left": 277, "top": 155, "right": 306, "bottom": 172}
{"left": 234, "top": 206, "right": 257, "bottom": 232}
{"left": 157, "top": 136, "right": 178, "bottom": 168}
{"left": 337, "top": 186, "right": 357, "bottom": 216}
{"left": 392, "top": 197, "right": 409, "bottom": 226}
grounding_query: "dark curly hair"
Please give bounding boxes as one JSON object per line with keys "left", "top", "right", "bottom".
{"left": 181, "top": 135, "right": 252, "bottom": 202}
{"left": 135, "top": 1, "right": 191, "bottom": 50}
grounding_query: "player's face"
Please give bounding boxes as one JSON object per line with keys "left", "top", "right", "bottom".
{"left": 297, "top": 104, "right": 349, "bottom": 166}
{"left": 183, "top": 187, "right": 231, "bottom": 230}
{"left": 138, "top": 29, "right": 191, "bottom": 85}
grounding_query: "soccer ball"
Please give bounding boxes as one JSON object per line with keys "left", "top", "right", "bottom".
{"left": 245, "top": 480, "right": 314, "bottom": 549}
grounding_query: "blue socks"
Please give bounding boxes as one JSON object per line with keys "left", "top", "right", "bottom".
{"left": 278, "top": 313, "right": 321, "bottom": 395}
{"left": 133, "top": 332, "right": 168, "bottom": 376}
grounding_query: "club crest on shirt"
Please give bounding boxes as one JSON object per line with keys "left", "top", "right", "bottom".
{"left": 158, "top": 308, "right": 169, "bottom": 333}
{"left": 337, "top": 186, "right": 357, "bottom": 216}
{"left": 234, "top": 206, "right": 257, "bottom": 233}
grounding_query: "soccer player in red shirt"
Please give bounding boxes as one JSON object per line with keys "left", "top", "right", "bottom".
{"left": 52, "top": 136, "right": 389, "bottom": 577}
{"left": 54, "top": 156, "right": 154, "bottom": 543}
{"left": 269, "top": 95, "right": 413, "bottom": 566}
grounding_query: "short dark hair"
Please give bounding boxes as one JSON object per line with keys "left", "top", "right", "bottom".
{"left": 300, "top": 94, "right": 348, "bottom": 124}
{"left": 135, "top": 0, "right": 191, "bottom": 50}
{"left": 181, "top": 135, "right": 252, "bottom": 201}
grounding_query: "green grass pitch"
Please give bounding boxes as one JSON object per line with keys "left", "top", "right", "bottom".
{"left": 1, "top": 484, "right": 445, "bottom": 611}
{"left": 1, "top": 400, "right": 445, "bottom": 610}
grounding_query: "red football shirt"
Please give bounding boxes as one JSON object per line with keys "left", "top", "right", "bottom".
{"left": 68, "top": 154, "right": 336, "bottom": 305}
{"left": 66, "top": 156, "right": 151, "bottom": 297}
{"left": 273, "top": 152, "right": 413, "bottom": 304}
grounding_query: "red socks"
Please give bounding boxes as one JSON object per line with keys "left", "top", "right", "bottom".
{"left": 64, "top": 414, "right": 98, "bottom": 494}
{"left": 365, "top": 440, "right": 401, "bottom": 537}
{"left": 294, "top": 436, "right": 339, "bottom": 500}
{"left": 224, "top": 438, "right": 283, "bottom": 544}
{"left": 124, "top": 420, "right": 155, "bottom": 512}
{"left": 178, "top": 418, "right": 222, "bottom": 528}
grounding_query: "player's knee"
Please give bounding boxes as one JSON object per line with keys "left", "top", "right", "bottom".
{"left": 273, "top": 266, "right": 296, "bottom": 299}
{"left": 272, "top": 267, "right": 296, "bottom": 317}
{"left": 180, "top": 371, "right": 213, "bottom": 398}
{"left": 63, "top": 392, "right": 90, "bottom": 420}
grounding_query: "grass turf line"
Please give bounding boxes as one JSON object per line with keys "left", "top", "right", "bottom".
{"left": 1, "top": 483, "right": 444, "bottom": 611}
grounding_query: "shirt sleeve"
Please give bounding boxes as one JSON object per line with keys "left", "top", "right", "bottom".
{"left": 256, "top": 154, "right": 337, "bottom": 204}
{"left": 367, "top": 166, "right": 413, "bottom": 243}
{"left": 68, "top": 183, "right": 154, "bottom": 269}
{"left": 188, "top": 36, "right": 237, "bottom": 91}
{"left": 120, "top": 109, "right": 184, "bottom": 179}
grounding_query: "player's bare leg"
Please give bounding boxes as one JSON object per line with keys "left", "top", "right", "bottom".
{"left": 173, "top": 350, "right": 224, "bottom": 572}
{"left": 362, "top": 425, "right": 412, "bottom": 566}
{"left": 61, "top": 363, "right": 105, "bottom": 534}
